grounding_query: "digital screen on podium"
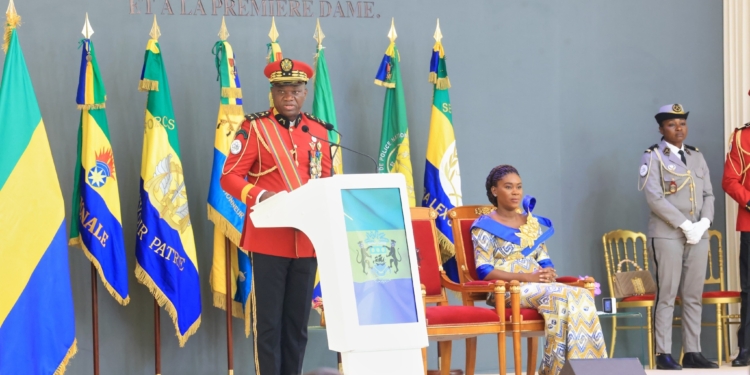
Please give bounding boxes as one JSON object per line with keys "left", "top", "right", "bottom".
{"left": 341, "top": 187, "right": 418, "bottom": 325}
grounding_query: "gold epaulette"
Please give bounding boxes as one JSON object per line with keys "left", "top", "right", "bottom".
{"left": 245, "top": 111, "right": 271, "bottom": 122}
{"left": 644, "top": 144, "right": 658, "bottom": 153}
{"left": 685, "top": 144, "right": 700, "bottom": 152}
{"left": 304, "top": 112, "right": 331, "bottom": 127}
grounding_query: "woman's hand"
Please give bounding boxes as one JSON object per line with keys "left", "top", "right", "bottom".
{"left": 527, "top": 268, "right": 557, "bottom": 283}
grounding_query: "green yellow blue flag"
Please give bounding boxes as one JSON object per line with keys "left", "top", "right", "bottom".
{"left": 0, "top": 3, "right": 77, "bottom": 373}
{"left": 207, "top": 18, "right": 253, "bottom": 335}
{"left": 422, "top": 21, "right": 462, "bottom": 282}
{"left": 310, "top": 19, "right": 339, "bottom": 312}
{"left": 69, "top": 17, "right": 129, "bottom": 306}
{"left": 374, "top": 20, "right": 415, "bottom": 206}
{"left": 134, "top": 17, "right": 201, "bottom": 347}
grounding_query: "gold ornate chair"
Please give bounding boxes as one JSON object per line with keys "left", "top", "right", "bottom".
{"left": 411, "top": 207, "right": 507, "bottom": 375}
{"left": 602, "top": 229, "right": 655, "bottom": 369}
{"left": 449, "top": 205, "right": 596, "bottom": 375}
{"left": 694, "top": 230, "right": 741, "bottom": 365}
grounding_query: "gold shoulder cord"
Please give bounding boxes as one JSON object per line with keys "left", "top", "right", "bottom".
{"left": 247, "top": 120, "right": 277, "bottom": 180}
{"left": 638, "top": 152, "right": 654, "bottom": 191}
{"left": 652, "top": 150, "right": 697, "bottom": 215}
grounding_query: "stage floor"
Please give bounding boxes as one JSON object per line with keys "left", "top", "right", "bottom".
{"left": 478, "top": 363, "right": 747, "bottom": 374}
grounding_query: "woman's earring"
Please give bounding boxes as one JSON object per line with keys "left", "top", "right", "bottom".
{"left": 492, "top": 192, "right": 497, "bottom": 197}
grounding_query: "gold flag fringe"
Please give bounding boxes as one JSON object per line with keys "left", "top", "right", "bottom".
{"left": 52, "top": 339, "right": 78, "bottom": 375}
{"left": 374, "top": 79, "right": 395, "bottom": 88}
{"left": 74, "top": 239, "right": 131, "bottom": 305}
{"left": 2, "top": 14, "right": 20, "bottom": 53}
{"left": 428, "top": 73, "right": 451, "bottom": 90}
{"left": 211, "top": 288, "right": 244, "bottom": 318}
{"left": 437, "top": 231, "right": 456, "bottom": 264}
{"left": 219, "top": 104, "right": 244, "bottom": 118}
{"left": 77, "top": 103, "right": 106, "bottom": 110}
{"left": 135, "top": 262, "right": 201, "bottom": 347}
{"left": 221, "top": 87, "right": 243, "bottom": 99}
{"left": 138, "top": 79, "right": 159, "bottom": 92}
{"left": 206, "top": 205, "right": 242, "bottom": 245}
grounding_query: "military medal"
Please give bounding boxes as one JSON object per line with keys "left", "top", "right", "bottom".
{"left": 309, "top": 140, "right": 323, "bottom": 179}
{"left": 669, "top": 180, "right": 677, "bottom": 194}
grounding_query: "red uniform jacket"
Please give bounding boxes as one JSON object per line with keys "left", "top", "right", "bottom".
{"left": 220, "top": 109, "right": 333, "bottom": 258}
{"left": 722, "top": 124, "right": 750, "bottom": 231}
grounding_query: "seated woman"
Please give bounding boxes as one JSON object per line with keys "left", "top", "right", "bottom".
{"left": 471, "top": 165, "right": 606, "bottom": 375}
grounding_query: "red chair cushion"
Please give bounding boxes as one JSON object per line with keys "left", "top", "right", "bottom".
{"left": 411, "top": 220, "right": 442, "bottom": 297}
{"left": 425, "top": 306, "right": 501, "bottom": 325}
{"left": 459, "top": 220, "right": 480, "bottom": 280}
{"left": 703, "top": 291, "right": 741, "bottom": 299}
{"left": 620, "top": 294, "right": 656, "bottom": 302}
{"left": 505, "top": 308, "right": 543, "bottom": 322}
{"left": 555, "top": 276, "right": 580, "bottom": 283}
{"left": 465, "top": 280, "right": 493, "bottom": 286}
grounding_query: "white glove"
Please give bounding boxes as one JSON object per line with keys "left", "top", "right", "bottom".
{"left": 679, "top": 221, "right": 700, "bottom": 245}
{"left": 693, "top": 218, "right": 711, "bottom": 239}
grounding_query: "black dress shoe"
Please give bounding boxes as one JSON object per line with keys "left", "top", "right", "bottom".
{"left": 656, "top": 354, "right": 682, "bottom": 370}
{"left": 733, "top": 347, "right": 750, "bottom": 367}
{"left": 682, "top": 352, "right": 719, "bottom": 368}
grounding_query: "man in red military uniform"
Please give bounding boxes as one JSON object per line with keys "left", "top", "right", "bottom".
{"left": 723, "top": 122, "right": 750, "bottom": 367}
{"left": 221, "top": 58, "right": 333, "bottom": 375}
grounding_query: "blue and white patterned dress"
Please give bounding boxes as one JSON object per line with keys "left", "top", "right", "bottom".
{"left": 472, "top": 217, "right": 607, "bottom": 375}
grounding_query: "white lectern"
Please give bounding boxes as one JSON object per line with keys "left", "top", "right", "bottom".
{"left": 250, "top": 173, "right": 427, "bottom": 375}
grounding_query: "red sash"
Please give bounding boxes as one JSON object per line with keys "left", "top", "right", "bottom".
{"left": 256, "top": 117, "right": 303, "bottom": 191}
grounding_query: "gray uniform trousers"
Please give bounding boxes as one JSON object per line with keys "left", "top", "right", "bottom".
{"left": 639, "top": 140, "right": 714, "bottom": 355}
{"left": 650, "top": 237, "right": 709, "bottom": 353}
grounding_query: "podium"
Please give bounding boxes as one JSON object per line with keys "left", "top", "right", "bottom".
{"left": 250, "top": 174, "right": 427, "bottom": 375}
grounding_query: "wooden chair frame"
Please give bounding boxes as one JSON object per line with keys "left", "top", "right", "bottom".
{"left": 412, "top": 207, "right": 508, "bottom": 375}
{"left": 602, "top": 229, "right": 654, "bottom": 369}
{"left": 448, "top": 205, "right": 596, "bottom": 375}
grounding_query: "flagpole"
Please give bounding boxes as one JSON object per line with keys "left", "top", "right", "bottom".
{"left": 91, "top": 264, "right": 100, "bottom": 375}
{"left": 224, "top": 238, "right": 234, "bottom": 375}
{"left": 154, "top": 299, "right": 161, "bottom": 375}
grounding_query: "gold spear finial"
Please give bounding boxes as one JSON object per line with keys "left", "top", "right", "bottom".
{"left": 313, "top": 18, "right": 325, "bottom": 48}
{"left": 82, "top": 13, "right": 94, "bottom": 39}
{"left": 433, "top": 18, "right": 442, "bottom": 43}
{"left": 218, "top": 16, "right": 229, "bottom": 41}
{"left": 387, "top": 17, "right": 397, "bottom": 43}
{"left": 268, "top": 16, "right": 279, "bottom": 43}
{"left": 6, "top": 0, "right": 16, "bottom": 20}
{"left": 149, "top": 15, "right": 161, "bottom": 40}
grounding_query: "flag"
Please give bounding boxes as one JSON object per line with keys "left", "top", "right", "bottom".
{"left": 374, "top": 20, "right": 416, "bottom": 206}
{"left": 422, "top": 21, "right": 462, "bottom": 282}
{"left": 69, "top": 17, "right": 129, "bottom": 306}
{"left": 207, "top": 18, "right": 253, "bottom": 335}
{"left": 0, "top": 3, "right": 77, "bottom": 373}
{"left": 266, "top": 16, "right": 282, "bottom": 107}
{"left": 312, "top": 20, "right": 341, "bottom": 175}
{"left": 134, "top": 17, "right": 200, "bottom": 347}
{"left": 309, "top": 20, "right": 339, "bottom": 314}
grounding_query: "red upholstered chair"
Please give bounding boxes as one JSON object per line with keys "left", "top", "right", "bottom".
{"left": 696, "top": 230, "right": 741, "bottom": 365}
{"left": 411, "top": 207, "right": 507, "bottom": 375}
{"left": 602, "top": 230, "right": 655, "bottom": 369}
{"left": 449, "top": 205, "right": 596, "bottom": 375}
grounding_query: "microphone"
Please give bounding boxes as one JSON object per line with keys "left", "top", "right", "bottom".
{"left": 301, "top": 125, "right": 378, "bottom": 173}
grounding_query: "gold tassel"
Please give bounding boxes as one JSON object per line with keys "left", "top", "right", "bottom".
{"left": 52, "top": 339, "right": 78, "bottom": 375}
{"left": 428, "top": 72, "right": 437, "bottom": 84}
{"left": 435, "top": 77, "right": 451, "bottom": 90}
{"left": 2, "top": 14, "right": 20, "bottom": 53}
{"left": 75, "top": 239, "right": 131, "bottom": 305}
{"left": 211, "top": 290, "right": 245, "bottom": 319}
{"left": 138, "top": 79, "right": 159, "bottom": 92}
{"left": 135, "top": 262, "right": 201, "bottom": 347}
{"left": 219, "top": 104, "right": 244, "bottom": 117}
{"left": 77, "top": 103, "right": 106, "bottom": 110}
{"left": 206, "top": 205, "right": 242, "bottom": 245}
{"left": 374, "top": 79, "right": 395, "bottom": 88}
{"left": 221, "top": 87, "right": 243, "bottom": 99}
{"left": 436, "top": 231, "right": 456, "bottom": 264}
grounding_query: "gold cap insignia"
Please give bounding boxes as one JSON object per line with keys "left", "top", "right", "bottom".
{"left": 672, "top": 104, "right": 683, "bottom": 113}
{"left": 280, "top": 58, "right": 293, "bottom": 75}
